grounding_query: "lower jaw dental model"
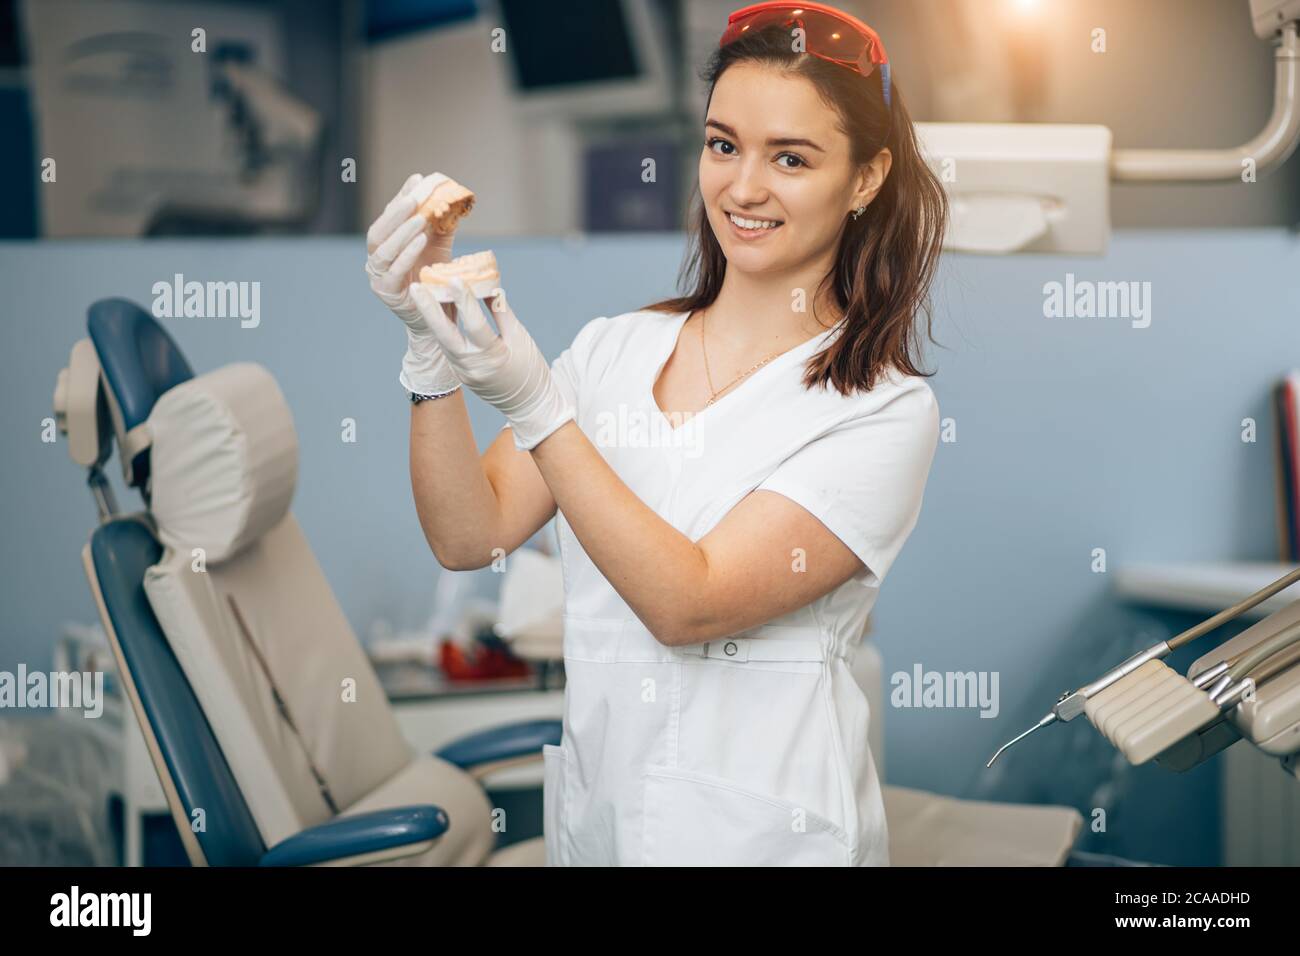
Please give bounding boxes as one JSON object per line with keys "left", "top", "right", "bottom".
{"left": 418, "top": 250, "right": 501, "bottom": 302}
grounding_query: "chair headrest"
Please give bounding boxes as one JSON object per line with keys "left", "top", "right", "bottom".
{"left": 147, "top": 363, "right": 298, "bottom": 564}
{"left": 87, "top": 298, "right": 194, "bottom": 488}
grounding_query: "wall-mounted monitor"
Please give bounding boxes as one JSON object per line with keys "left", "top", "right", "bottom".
{"left": 491, "top": 0, "right": 673, "bottom": 119}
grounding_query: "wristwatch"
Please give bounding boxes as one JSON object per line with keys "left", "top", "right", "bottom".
{"left": 409, "top": 385, "right": 461, "bottom": 404}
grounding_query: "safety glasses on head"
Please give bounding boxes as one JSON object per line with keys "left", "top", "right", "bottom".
{"left": 719, "top": 1, "right": 892, "bottom": 109}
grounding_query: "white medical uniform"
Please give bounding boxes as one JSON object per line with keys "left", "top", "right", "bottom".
{"left": 525, "top": 308, "right": 939, "bottom": 866}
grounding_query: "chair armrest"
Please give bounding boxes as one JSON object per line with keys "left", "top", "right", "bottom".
{"left": 434, "top": 718, "right": 561, "bottom": 771}
{"left": 259, "top": 805, "right": 449, "bottom": 867}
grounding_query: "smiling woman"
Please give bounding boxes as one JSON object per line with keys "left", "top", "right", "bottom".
{"left": 391, "top": 1, "right": 949, "bottom": 869}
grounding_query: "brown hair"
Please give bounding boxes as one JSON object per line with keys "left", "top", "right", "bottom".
{"left": 644, "top": 23, "right": 947, "bottom": 395}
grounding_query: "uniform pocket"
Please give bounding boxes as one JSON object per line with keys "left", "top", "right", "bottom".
{"left": 542, "top": 744, "right": 569, "bottom": 867}
{"left": 641, "top": 764, "right": 852, "bottom": 866}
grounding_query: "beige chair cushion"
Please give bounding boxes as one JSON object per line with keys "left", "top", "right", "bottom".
{"left": 340, "top": 755, "right": 499, "bottom": 866}
{"left": 144, "top": 514, "right": 414, "bottom": 847}
{"left": 487, "top": 837, "right": 546, "bottom": 866}
{"left": 884, "top": 784, "right": 1082, "bottom": 866}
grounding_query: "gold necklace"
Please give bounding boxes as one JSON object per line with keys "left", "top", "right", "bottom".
{"left": 700, "top": 309, "right": 787, "bottom": 407}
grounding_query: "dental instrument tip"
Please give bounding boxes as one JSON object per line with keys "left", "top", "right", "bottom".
{"left": 986, "top": 712, "right": 1058, "bottom": 768}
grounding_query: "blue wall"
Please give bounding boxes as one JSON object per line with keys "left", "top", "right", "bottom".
{"left": 3, "top": 230, "right": 1297, "bottom": 864}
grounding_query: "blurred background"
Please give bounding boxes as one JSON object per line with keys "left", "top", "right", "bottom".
{"left": 2, "top": 0, "right": 1300, "bottom": 868}
{"left": 1, "top": 0, "right": 1297, "bottom": 238}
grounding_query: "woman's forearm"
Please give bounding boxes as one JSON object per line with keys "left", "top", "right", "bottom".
{"left": 529, "top": 421, "right": 710, "bottom": 645}
{"left": 408, "top": 390, "right": 507, "bottom": 569}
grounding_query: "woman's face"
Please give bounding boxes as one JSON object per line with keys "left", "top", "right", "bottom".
{"left": 700, "top": 62, "right": 884, "bottom": 280}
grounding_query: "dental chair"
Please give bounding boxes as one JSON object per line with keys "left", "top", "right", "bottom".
{"left": 55, "top": 298, "right": 551, "bottom": 866}
{"left": 56, "top": 297, "right": 1083, "bottom": 867}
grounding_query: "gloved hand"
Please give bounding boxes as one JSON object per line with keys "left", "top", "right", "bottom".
{"left": 365, "top": 172, "right": 461, "bottom": 396}
{"left": 408, "top": 278, "right": 574, "bottom": 451}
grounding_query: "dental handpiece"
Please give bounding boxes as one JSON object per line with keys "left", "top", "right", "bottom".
{"left": 986, "top": 564, "right": 1300, "bottom": 768}
{"left": 986, "top": 641, "right": 1170, "bottom": 767}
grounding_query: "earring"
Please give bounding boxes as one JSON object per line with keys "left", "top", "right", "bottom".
{"left": 850, "top": 206, "right": 867, "bottom": 221}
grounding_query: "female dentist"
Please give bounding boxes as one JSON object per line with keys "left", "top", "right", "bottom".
{"left": 365, "top": 1, "right": 948, "bottom": 866}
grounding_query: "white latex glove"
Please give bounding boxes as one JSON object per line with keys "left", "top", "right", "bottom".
{"left": 408, "top": 278, "right": 574, "bottom": 451}
{"left": 365, "top": 172, "right": 461, "bottom": 396}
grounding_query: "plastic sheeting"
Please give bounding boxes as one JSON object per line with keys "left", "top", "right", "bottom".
{"left": 0, "top": 715, "right": 122, "bottom": 865}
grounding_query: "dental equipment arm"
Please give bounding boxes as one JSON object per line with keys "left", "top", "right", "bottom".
{"left": 1202, "top": 617, "right": 1300, "bottom": 707}
{"left": 987, "top": 564, "right": 1300, "bottom": 767}
{"left": 1110, "top": 21, "right": 1300, "bottom": 181}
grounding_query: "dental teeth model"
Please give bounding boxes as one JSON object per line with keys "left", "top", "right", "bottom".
{"left": 418, "top": 177, "right": 475, "bottom": 234}
{"left": 418, "top": 250, "right": 501, "bottom": 301}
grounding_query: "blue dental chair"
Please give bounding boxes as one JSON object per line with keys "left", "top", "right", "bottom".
{"left": 54, "top": 298, "right": 554, "bottom": 866}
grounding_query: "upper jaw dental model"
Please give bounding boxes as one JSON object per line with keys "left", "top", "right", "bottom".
{"left": 418, "top": 250, "right": 501, "bottom": 302}
{"left": 418, "top": 176, "right": 476, "bottom": 234}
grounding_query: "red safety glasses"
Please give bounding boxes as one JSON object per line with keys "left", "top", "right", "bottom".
{"left": 719, "top": 1, "right": 892, "bottom": 108}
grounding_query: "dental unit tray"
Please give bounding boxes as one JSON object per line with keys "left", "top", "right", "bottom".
{"left": 988, "top": 566, "right": 1300, "bottom": 777}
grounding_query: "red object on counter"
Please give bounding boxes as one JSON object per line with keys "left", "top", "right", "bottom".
{"left": 439, "top": 637, "right": 532, "bottom": 681}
